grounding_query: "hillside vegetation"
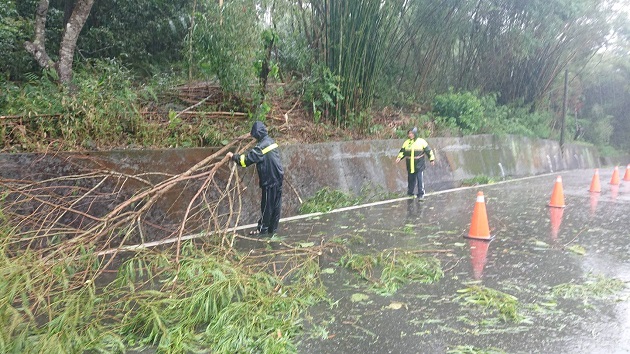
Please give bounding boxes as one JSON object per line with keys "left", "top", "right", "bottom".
{"left": 1, "top": 0, "right": 629, "bottom": 154}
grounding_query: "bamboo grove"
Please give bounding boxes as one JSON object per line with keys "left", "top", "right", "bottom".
{"left": 4, "top": 0, "right": 628, "bottom": 142}
{"left": 294, "top": 0, "right": 616, "bottom": 115}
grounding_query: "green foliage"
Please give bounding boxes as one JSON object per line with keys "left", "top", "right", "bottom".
{"left": 376, "top": 251, "right": 443, "bottom": 295}
{"left": 566, "top": 244, "right": 586, "bottom": 255}
{"left": 274, "top": 16, "right": 313, "bottom": 79}
{"left": 339, "top": 252, "right": 378, "bottom": 279}
{"left": 0, "top": 235, "right": 327, "bottom": 353}
{"left": 254, "top": 28, "right": 280, "bottom": 82}
{"left": 456, "top": 285, "right": 524, "bottom": 323}
{"left": 578, "top": 54, "right": 630, "bottom": 151}
{"left": 1, "top": 59, "right": 142, "bottom": 150}
{"left": 551, "top": 274, "right": 625, "bottom": 299}
{"left": 340, "top": 250, "right": 443, "bottom": 296}
{"left": 303, "top": 64, "right": 344, "bottom": 124}
{"left": 165, "top": 111, "right": 197, "bottom": 148}
{"left": 597, "top": 145, "right": 624, "bottom": 158}
{"left": 2, "top": 0, "right": 626, "bottom": 152}
{"left": 193, "top": 0, "right": 260, "bottom": 95}
{"left": 0, "top": 60, "right": 247, "bottom": 151}
{"left": 431, "top": 90, "right": 552, "bottom": 138}
{"left": 300, "top": 0, "right": 398, "bottom": 128}
{"left": 254, "top": 101, "right": 272, "bottom": 122}
{"left": 493, "top": 106, "right": 552, "bottom": 139}
{"left": 0, "top": 1, "right": 37, "bottom": 81}
{"left": 80, "top": 0, "right": 193, "bottom": 74}
{"left": 432, "top": 90, "right": 487, "bottom": 135}
{"left": 330, "top": 234, "right": 366, "bottom": 247}
{"left": 299, "top": 184, "right": 399, "bottom": 214}
{"left": 461, "top": 175, "right": 495, "bottom": 187}
{"left": 579, "top": 104, "right": 614, "bottom": 146}
{"left": 299, "top": 187, "right": 356, "bottom": 214}
{"left": 389, "top": 0, "right": 612, "bottom": 107}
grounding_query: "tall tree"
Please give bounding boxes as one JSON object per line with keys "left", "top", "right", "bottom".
{"left": 24, "top": 0, "right": 95, "bottom": 84}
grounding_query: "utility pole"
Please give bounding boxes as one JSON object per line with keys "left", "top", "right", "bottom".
{"left": 560, "top": 69, "right": 568, "bottom": 149}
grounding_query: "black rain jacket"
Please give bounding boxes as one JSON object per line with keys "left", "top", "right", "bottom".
{"left": 232, "top": 121, "right": 284, "bottom": 188}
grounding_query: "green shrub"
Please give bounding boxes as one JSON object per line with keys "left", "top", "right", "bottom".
{"left": 431, "top": 90, "right": 552, "bottom": 139}
{"left": 432, "top": 89, "right": 487, "bottom": 135}
{"left": 303, "top": 64, "right": 344, "bottom": 124}
{"left": 580, "top": 104, "right": 614, "bottom": 146}
{"left": 1, "top": 59, "right": 143, "bottom": 150}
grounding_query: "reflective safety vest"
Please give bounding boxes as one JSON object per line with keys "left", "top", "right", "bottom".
{"left": 397, "top": 138, "right": 434, "bottom": 173}
{"left": 239, "top": 143, "right": 278, "bottom": 167}
{"left": 232, "top": 137, "right": 284, "bottom": 188}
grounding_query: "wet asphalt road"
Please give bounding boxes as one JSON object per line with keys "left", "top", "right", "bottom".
{"left": 277, "top": 168, "right": 630, "bottom": 354}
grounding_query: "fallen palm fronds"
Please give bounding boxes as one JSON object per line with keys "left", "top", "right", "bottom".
{"left": 339, "top": 249, "right": 445, "bottom": 296}
{"left": 456, "top": 285, "right": 524, "bottom": 323}
{"left": 0, "top": 133, "right": 332, "bottom": 353}
{"left": 551, "top": 274, "right": 625, "bottom": 299}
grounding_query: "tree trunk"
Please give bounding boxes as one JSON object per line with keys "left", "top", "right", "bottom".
{"left": 24, "top": 0, "right": 95, "bottom": 84}
{"left": 24, "top": 0, "right": 52, "bottom": 69}
{"left": 57, "top": 0, "right": 95, "bottom": 84}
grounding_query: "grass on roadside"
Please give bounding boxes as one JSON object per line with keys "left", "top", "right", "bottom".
{"left": 461, "top": 175, "right": 495, "bottom": 187}
{"left": 299, "top": 185, "right": 399, "bottom": 214}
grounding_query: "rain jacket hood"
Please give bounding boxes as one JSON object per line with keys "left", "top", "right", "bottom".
{"left": 231, "top": 121, "right": 283, "bottom": 188}
{"left": 251, "top": 121, "right": 268, "bottom": 141}
{"left": 407, "top": 127, "right": 418, "bottom": 139}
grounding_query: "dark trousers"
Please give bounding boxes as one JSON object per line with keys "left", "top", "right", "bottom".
{"left": 258, "top": 184, "right": 282, "bottom": 234}
{"left": 407, "top": 170, "right": 425, "bottom": 197}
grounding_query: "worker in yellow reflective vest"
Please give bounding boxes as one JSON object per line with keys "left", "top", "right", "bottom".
{"left": 227, "top": 121, "right": 284, "bottom": 236}
{"left": 395, "top": 127, "right": 435, "bottom": 200}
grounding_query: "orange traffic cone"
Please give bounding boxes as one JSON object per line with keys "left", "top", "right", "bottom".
{"left": 610, "top": 166, "right": 620, "bottom": 185}
{"left": 589, "top": 192, "right": 599, "bottom": 217}
{"left": 465, "top": 191, "right": 493, "bottom": 240}
{"left": 548, "top": 176, "right": 565, "bottom": 208}
{"left": 589, "top": 169, "right": 601, "bottom": 193}
{"left": 624, "top": 164, "right": 630, "bottom": 182}
{"left": 611, "top": 184, "right": 619, "bottom": 201}
{"left": 469, "top": 239, "right": 490, "bottom": 280}
{"left": 549, "top": 207, "right": 564, "bottom": 242}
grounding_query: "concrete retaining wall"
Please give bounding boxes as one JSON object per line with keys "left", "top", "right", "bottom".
{"left": 277, "top": 135, "right": 600, "bottom": 220}
{"left": 283, "top": 134, "right": 601, "bottom": 197}
{"left": 0, "top": 135, "right": 607, "bottom": 227}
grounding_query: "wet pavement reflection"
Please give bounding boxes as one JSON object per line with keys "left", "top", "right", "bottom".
{"left": 258, "top": 169, "right": 630, "bottom": 353}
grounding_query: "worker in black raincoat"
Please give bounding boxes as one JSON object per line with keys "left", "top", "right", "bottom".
{"left": 227, "top": 121, "right": 284, "bottom": 236}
